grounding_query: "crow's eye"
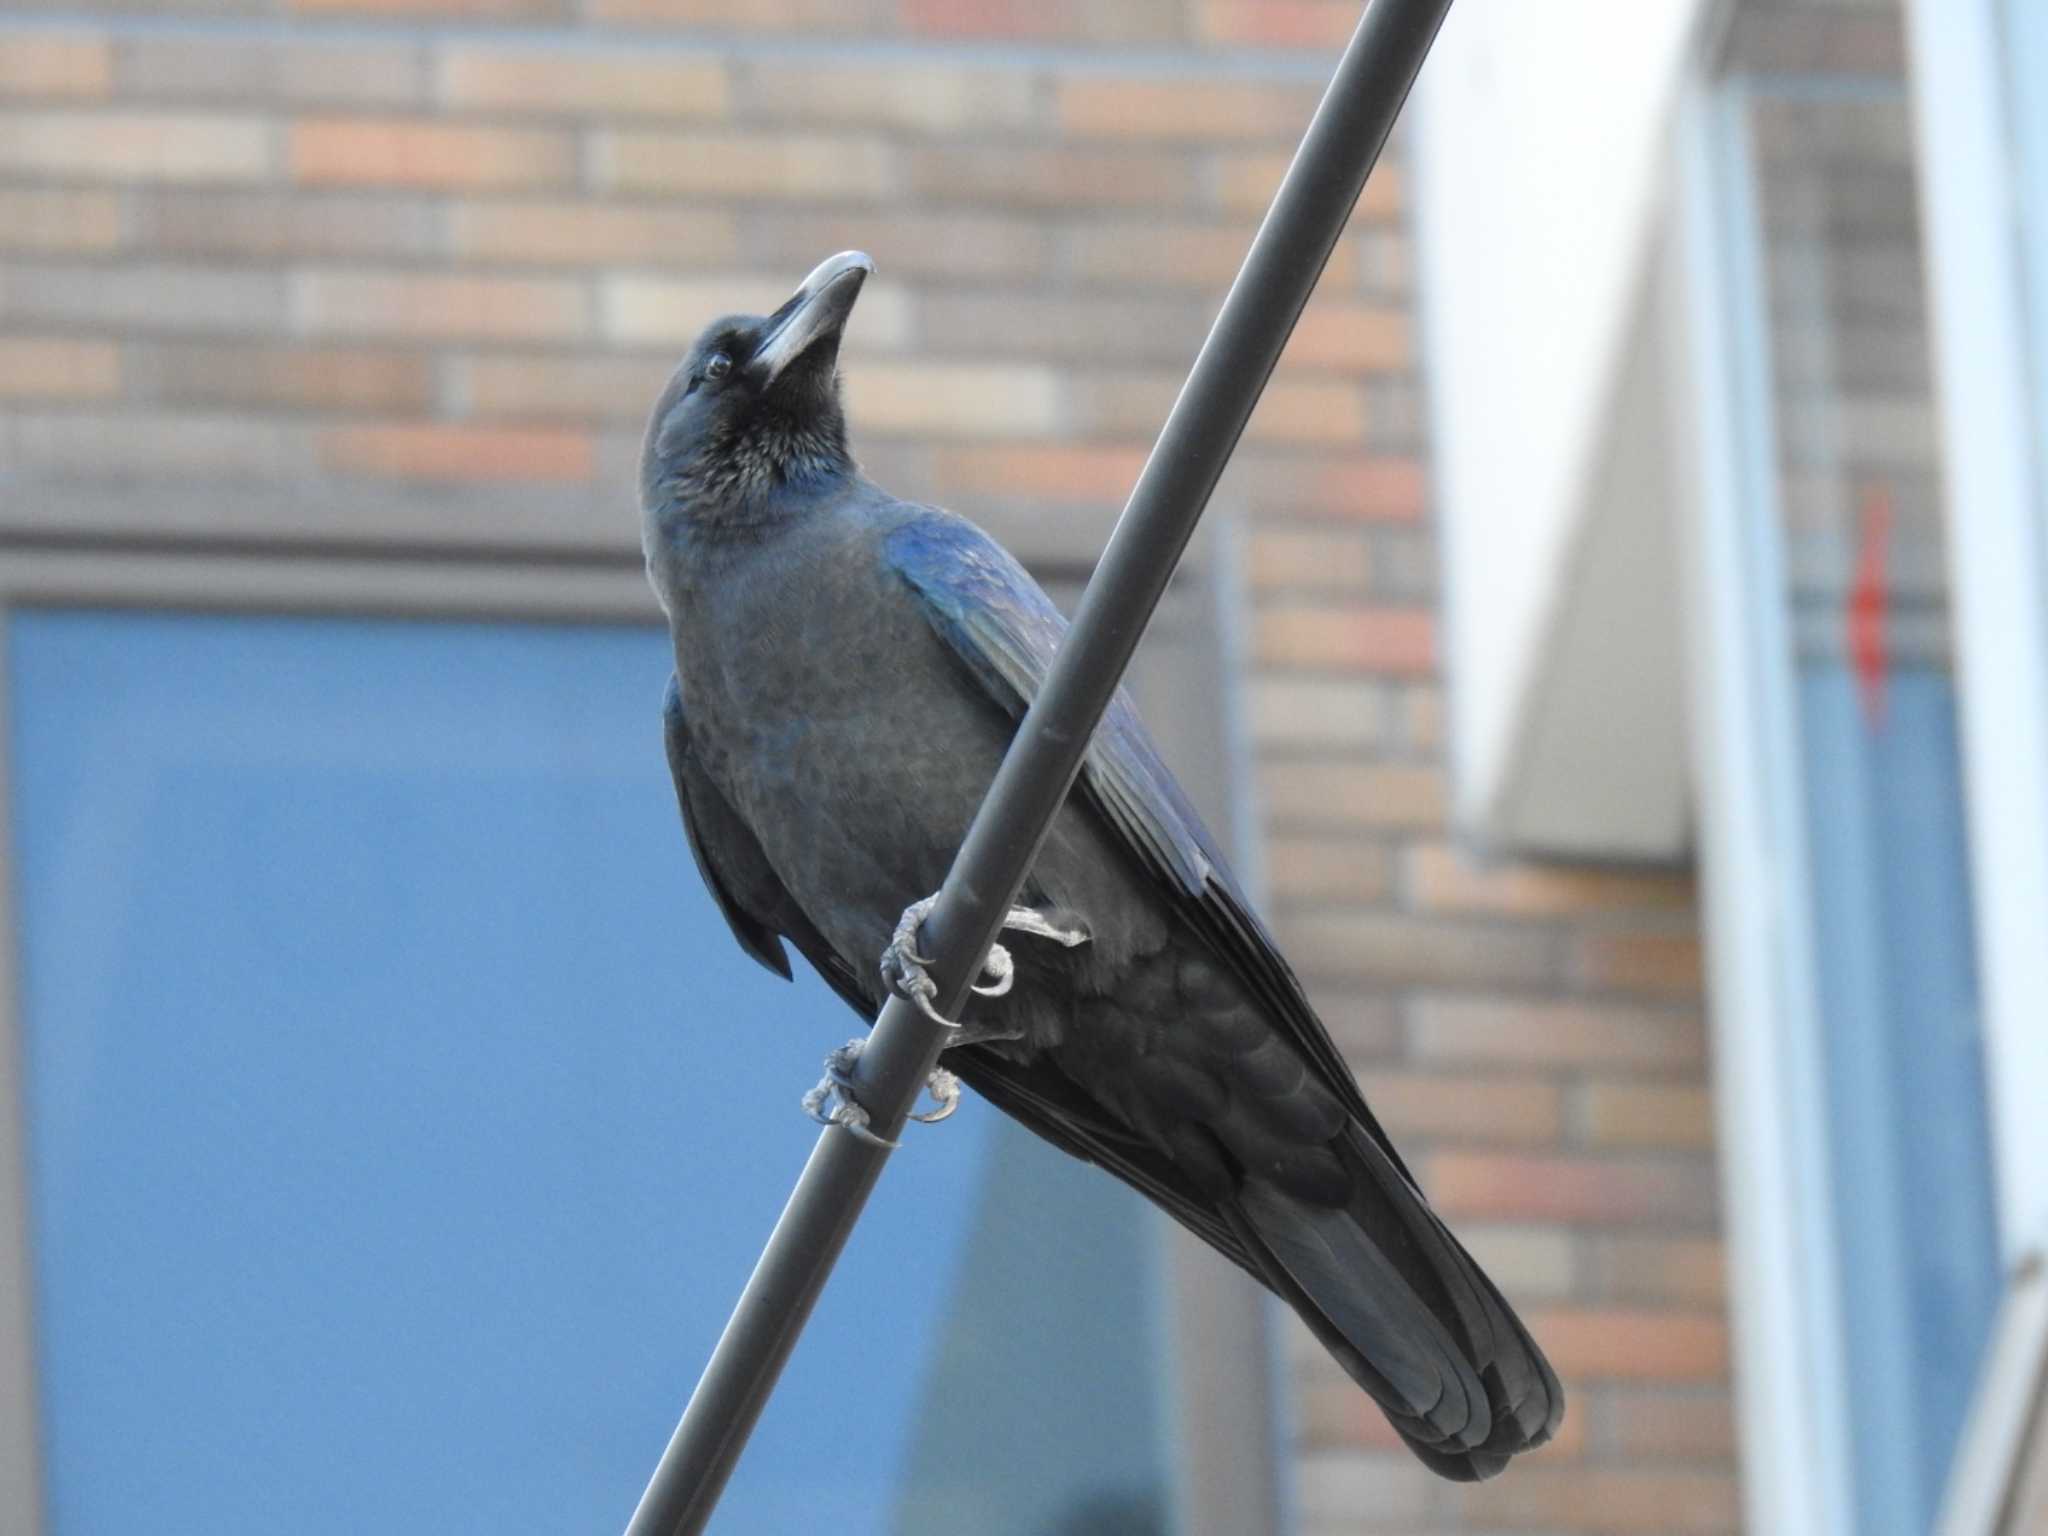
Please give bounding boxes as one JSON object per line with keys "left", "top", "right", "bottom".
{"left": 704, "top": 353, "right": 732, "bottom": 382}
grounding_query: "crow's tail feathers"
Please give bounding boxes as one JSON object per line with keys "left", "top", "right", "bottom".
{"left": 1228, "top": 1126, "right": 1563, "bottom": 1481}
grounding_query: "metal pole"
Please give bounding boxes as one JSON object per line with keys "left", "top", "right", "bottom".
{"left": 624, "top": 3, "right": 1454, "bottom": 1530}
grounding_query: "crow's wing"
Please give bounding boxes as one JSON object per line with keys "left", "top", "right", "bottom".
{"left": 662, "top": 670, "right": 1261, "bottom": 1273}
{"left": 662, "top": 673, "right": 872, "bottom": 1017}
{"left": 884, "top": 510, "right": 1566, "bottom": 1474}
{"left": 879, "top": 510, "right": 1402, "bottom": 1162}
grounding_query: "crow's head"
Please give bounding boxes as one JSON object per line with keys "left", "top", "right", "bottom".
{"left": 641, "top": 251, "right": 871, "bottom": 539}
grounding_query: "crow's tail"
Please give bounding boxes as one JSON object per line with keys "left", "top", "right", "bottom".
{"left": 1227, "top": 1124, "right": 1563, "bottom": 1480}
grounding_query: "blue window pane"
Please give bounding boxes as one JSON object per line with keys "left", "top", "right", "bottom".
{"left": 1798, "top": 665, "right": 2000, "bottom": 1533}
{"left": 6, "top": 609, "right": 1174, "bottom": 1536}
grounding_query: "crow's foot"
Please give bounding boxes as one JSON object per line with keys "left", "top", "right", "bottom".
{"left": 801, "top": 1037, "right": 959, "bottom": 1148}
{"left": 880, "top": 894, "right": 1091, "bottom": 1029}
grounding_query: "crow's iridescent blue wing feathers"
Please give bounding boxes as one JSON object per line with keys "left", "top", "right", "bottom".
{"left": 881, "top": 509, "right": 1405, "bottom": 1162}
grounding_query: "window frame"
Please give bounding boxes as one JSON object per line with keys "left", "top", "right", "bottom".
{"left": 1671, "top": 2, "right": 2048, "bottom": 1528}
{"left": 1669, "top": 73, "right": 1861, "bottom": 1536}
{"left": 0, "top": 489, "right": 1278, "bottom": 1536}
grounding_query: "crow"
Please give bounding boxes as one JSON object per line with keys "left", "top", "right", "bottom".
{"left": 640, "top": 252, "right": 1562, "bottom": 1479}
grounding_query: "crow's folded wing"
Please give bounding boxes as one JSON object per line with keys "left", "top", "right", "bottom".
{"left": 879, "top": 509, "right": 1411, "bottom": 1173}
{"left": 662, "top": 673, "right": 872, "bottom": 1017}
{"left": 662, "top": 667, "right": 1260, "bottom": 1272}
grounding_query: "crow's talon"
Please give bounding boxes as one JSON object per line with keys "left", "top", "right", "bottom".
{"left": 801, "top": 1038, "right": 957, "bottom": 1145}
{"left": 970, "top": 943, "right": 1015, "bottom": 998}
{"left": 881, "top": 893, "right": 1088, "bottom": 1026}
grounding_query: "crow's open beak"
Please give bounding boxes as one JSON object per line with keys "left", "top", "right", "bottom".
{"left": 750, "top": 251, "right": 874, "bottom": 387}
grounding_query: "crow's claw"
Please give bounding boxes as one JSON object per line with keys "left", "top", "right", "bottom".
{"left": 880, "top": 893, "right": 1090, "bottom": 1028}
{"left": 801, "top": 1038, "right": 959, "bottom": 1147}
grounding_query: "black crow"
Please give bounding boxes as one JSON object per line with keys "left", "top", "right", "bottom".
{"left": 641, "top": 252, "right": 1562, "bottom": 1479}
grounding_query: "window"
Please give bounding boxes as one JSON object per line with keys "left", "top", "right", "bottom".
{"left": 1737, "top": 81, "right": 2002, "bottom": 1530}
{"left": 5, "top": 609, "right": 1178, "bottom": 1535}
{"left": 2005, "top": 0, "right": 2048, "bottom": 607}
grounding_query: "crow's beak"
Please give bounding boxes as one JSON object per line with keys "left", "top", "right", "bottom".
{"left": 750, "top": 251, "right": 874, "bottom": 387}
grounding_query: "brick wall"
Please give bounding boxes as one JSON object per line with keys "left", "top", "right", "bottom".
{"left": 0, "top": 3, "right": 1733, "bottom": 1531}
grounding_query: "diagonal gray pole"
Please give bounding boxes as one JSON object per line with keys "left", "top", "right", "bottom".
{"left": 625, "top": 3, "right": 1454, "bottom": 1530}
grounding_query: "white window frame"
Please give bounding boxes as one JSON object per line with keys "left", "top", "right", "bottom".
{"left": 1898, "top": 0, "right": 2048, "bottom": 1272}
{"left": 1668, "top": 75, "right": 1859, "bottom": 1536}
{"left": 1670, "top": 2, "right": 2048, "bottom": 1529}
{"left": 1904, "top": 0, "right": 2048, "bottom": 1526}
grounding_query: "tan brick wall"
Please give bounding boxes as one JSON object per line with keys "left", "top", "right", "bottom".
{"left": 0, "top": 3, "right": 1734, "bottom": 1531}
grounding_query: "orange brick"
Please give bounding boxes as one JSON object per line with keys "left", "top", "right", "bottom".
{"left": 439, "top": 45, "right": 727, "bottom": 118}
{"left": 1245, "top": 378, "right": 1366, "bottom": 444}
{"left": 1275, "top": 912, "right": 1556, "bottom": 989}
{"left": 1216, "top": 150, "right": 1403, "bottom": 219}
{"left": 1261, "top": 758, "right": 1443, "bottom": 829}
{"left": 1254, "top": 603, "right": 1436, "bottom": 675}
{"left": 1226, "top": 451, "right": 1427, "bottom": 520}
{"left": 901, "top": 0, "right": 1181, "bottom": 42}
{"left": 1458, "top": 1223, "right": 1580, "bottom": 1299}
{"left": 463, "top": 353, "right": 667, "bottom": 422}
{"left": 132, "top": 189, "right": 440, "bottom": 262}
{"left": 141, "top": 342, "right": 435, "bottom": 413}
{"left": 844, "top": 361, "right": 1063, "bottom": 439}
{"left": 1356, "top": 1069, "right": 1564, "bottom": 1145}
{"left": 8, "top": 410, "right": 310, "bottom": 479}
{"left": 1398, "top": 684, "right": 1443, "bottom": 753}
{"left": 1423, "top": 1152, "right": 1719, "bottom": 1228}
{"left": 291, "top": 117, "right": 575, "bottom": 189}
{"left": 1059, "top": 219, "right": 1257, "bottom": 288}
{"left": 599, "top": 274, "right": 911, "bottom": 348}
{"left": 0, "top": 337, "right": 119, "bottom": 400}
{"left": 0, "top": 188, "right": 122, "bottom": 252}
{"left": 1307, "top": 992, "right": 1401, "bottom": 1061}
{"left": 1454, "top": 1465, "right": 1740, "bottom": 1534}
{"left": 1282, "top": 302, "right": 1412, "bottom": 371}
{"left": 450, "top": 200, "right": 739, "bottom": 268}
{"left": 1582, "top": 1081, "right": 1716, "bottom": 1150}
{"left": 320, "top": 424, "right": 594, "bottom": 482}
{"left": 1573, "top": 930, "right": 1704, "bottom": 996}
{"left": 0, "top": 110, "right": 268, "bottom": 182}
{"left": 1407, "top": 842, "right": 1696, "bottom": 917}
{"left": 1057, "top": 78, "right": 1316, "bottom": 141}
{"left": 295, "top": 0, "right": 570, "bottom": 15}
{"left": 933, "top": 444, "right": 1145, "bottom": 504}
{"left": 589, "top": 0, "right": 888, "bottom": 24}
{"left": 1065, "top": 371, "right": 1178, "bottom": 438}
{"left": 595, "top": 130, "right": 892, "bottom": 200}
{"left": 740, "top": 209, "right": 1049, "bottom": 280}
{"left": 1408, "top": 995, "right": 1706, "bottom": 1072}
{"left": 1304, "top": 456, "right": 1428, "bottom": 519}
{"left": 908, "top": 143, "right": 1196, "bottom": 209}
{"left": 1355, "top": 226, "right": 1414, "bottom": 302}
{"left": 1589, "top": 1236, "right": 1727, "bottom": 1306}
{"left": 5, "top": 262, "right": 283, "bottom": 334}
{"left": 1265, "top": 836, "right": 1392, "bottom": 903}
{"left": 922, "top": 293, "right": 1205, "bottom": 364}
{"left": 1246, "top": 527, "right": 1372, "bottom": 593}
{"left": 1197, "top": 0, "right": 1359, "bottom": 49}
{"left": 1248, "top": 677, "right": 1382, "bottom": 748}
{"left": 733, "top": 59, "right": 1036, "bottom": 131}
{"left": 295, "top": 271, "right": 589, "bottom": 341}
{"left": 113, "top": 36, "right": 427, "bottom": 106}
{"left": 0, "top": 35, "right": 111, "bottom": 98}
{"left": 1605, "top": 1387, "right": 1737, "bottom": 1461}
{"left": 1522, "top": 1307, "right": 1728, "bottom": 1381}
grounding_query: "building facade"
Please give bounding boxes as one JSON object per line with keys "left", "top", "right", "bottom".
{"left": 0, "top": 0, "right": 2039, "bottom": 1533}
